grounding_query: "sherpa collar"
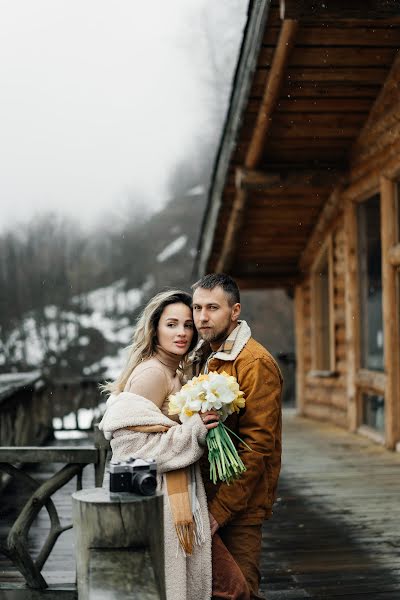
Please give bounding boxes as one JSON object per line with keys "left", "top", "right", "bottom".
{"left": 212, "top": 320, "right": 251, "bottom": 362}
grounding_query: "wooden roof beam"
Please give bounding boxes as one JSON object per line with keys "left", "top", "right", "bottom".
{"left": 196, "top": 0, "right": 270, "bottom": 278}
{"left": 215, "top": 188, "right": 247, "bottom": 272}
{"left": 245, "top": 19, "right": 298, "bottom": 170}
{"left": 216, "top": 19, "right": 298, "bottom": 274}
{"left": 235, "top": 274, "right": 301, "bottom": 290}
{"left": 236, "top": 168, "right": 342, "bottom": 190}
{"left": 280, "top": 0, "right": 400, "bottom": 20}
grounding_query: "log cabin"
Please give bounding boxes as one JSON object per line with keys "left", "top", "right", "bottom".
{"left": 196, "top": 0, "right": 400, "bottom": 450}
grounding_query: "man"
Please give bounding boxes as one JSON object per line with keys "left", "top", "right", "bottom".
{"left": 192, "top": 273, "right": 283, "bottom": 600}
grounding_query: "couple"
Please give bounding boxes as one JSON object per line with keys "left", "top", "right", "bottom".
{"left": 99, "top": 273, "right": 283, "bottom": 600}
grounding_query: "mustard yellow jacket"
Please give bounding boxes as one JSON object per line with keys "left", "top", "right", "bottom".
{"left": 196, "top": 321, "right": 283, "bottom": 527}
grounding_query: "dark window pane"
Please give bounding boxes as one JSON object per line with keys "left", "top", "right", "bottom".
{"left": 362, "top": 392, "right": 385, "bottom": 433}
{"left": 314, "top": 249, "right": 331, "bottom": 371}
{"left": 357, "top": 195, "right": 384, "bottom": 371}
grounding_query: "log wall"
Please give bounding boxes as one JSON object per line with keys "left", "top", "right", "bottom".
{"left": 299, "top": 220, "right": 349, "bottom": 429}
{"left": 297, "top": 52, "right": 400, "bottom": 447}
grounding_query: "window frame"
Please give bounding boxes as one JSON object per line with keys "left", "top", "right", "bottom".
{"left": 310, "top": 235, "right": 336, "bottom": 376}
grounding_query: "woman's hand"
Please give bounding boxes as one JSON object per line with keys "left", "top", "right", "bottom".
{"left": 200, "top": 410, "right": 220, "bottom": 430}
{"left": 209, "top": 511, "right": 219, "bottom": 536}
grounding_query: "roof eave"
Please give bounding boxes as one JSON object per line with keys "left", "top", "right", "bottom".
{"left": 195, "top": 0, "right": 271, "bottom": 277}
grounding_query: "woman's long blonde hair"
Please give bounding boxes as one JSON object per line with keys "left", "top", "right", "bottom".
{"left": 101, "top": 289, "right": 197, "bottom": 394}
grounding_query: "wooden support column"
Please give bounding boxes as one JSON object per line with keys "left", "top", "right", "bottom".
{"left": 217, "top": 19, "right": 298, "bottom": 273}
{"left": 380, "top": 176, "right": 400, "bottom": 449}
{"left": 344, "top": 200, "right": 360, "bottom": 432}
{"left": 294, "top": 285, "right": 305, "bottom": 414}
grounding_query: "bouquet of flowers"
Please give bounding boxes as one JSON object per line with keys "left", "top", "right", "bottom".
{"left": 168, "top": 371, "right": 250, "bottom": 484}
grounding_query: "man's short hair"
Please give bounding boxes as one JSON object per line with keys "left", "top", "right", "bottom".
{"left": 192, "top": 273, "right": 240, "bottom": 305}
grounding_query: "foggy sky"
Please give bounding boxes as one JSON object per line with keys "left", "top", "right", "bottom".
{"left": 0, "top": 0, "right": 247, "bottom": 231}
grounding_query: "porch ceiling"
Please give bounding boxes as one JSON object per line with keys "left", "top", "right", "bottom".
{"left": 199, "top": 0, "right": 400, "bottom": 288}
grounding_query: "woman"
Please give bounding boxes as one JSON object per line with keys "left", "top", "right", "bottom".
{"left": 99, "top": 290, "right": 218, "bottom": 600}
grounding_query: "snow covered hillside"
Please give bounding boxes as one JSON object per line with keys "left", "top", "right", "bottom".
{"left": 0, "top": 278, "right": 153, "bottom": 379}
{"left": 0, "top": 184, "right": 208, "bottom": 378}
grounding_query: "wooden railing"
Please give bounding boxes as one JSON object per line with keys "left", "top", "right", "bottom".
{"left": 0, "top": 375, "right": 104, "bottom": 448}
{"left": 0, "top": 428, "right": 109, "bottom": 591}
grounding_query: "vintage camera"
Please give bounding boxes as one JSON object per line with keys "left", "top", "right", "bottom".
{"left": 109, "top": 457, "right": 157, "bottom": 497}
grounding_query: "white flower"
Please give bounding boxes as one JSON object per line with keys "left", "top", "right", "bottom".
{"left": 168, "top": 371, "right": 245, "bottom": 423}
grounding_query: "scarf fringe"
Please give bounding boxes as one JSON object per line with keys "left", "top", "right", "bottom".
{"left": 164, "top": 464, "right": 206, "bottom": 556}
{"left": 193, "top": 505, "right": 206, "bottom": 545}
{"left": 174, "top": 506, "right": 205, "bottom": 555}
{"left": 175, "top": 522, "right": 195, "bottom": 556}
{"left": 190, "top": 464, "right": 206, "bottom": 546}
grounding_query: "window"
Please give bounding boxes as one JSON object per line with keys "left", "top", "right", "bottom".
{"left": 311, "top": 240, "right": 334, "bottom": 373}
{"left": 357, "top": 194, "right": 384, "bottom": 372}
{"left": 362, "top": 392, "right": 385, "bottom": 433}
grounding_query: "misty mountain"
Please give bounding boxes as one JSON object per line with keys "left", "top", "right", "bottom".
{"left": 0, "top": 184, "right": 294, "bottom": 402}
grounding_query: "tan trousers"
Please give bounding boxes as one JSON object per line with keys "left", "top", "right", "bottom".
{"left": 218, "top": 522, "right": 265, "bottom": 600}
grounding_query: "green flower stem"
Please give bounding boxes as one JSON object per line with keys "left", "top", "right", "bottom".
{"left": 222, "top": 423, "right": 253, "bottom": 451}
{"left": 206, "top": 422, "right": 251, "bottom": 484}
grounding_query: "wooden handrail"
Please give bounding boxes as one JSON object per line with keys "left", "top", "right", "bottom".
{"left": 0, "top": 435, "right": 109, "bottom": 590}
{"left": 0, "top": 447, "right": 99, "bottom": 464}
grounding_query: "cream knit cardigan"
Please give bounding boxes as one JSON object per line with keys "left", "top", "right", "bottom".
{"left": 99, "top": 392, "right": 212, "bottom": 600}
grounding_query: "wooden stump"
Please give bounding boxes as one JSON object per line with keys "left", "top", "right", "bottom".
{"left": 72, "top": 488, "right": 165, "bottom": 600}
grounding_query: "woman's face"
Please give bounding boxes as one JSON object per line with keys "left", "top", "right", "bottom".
{"left": 156, "top": 302, "right": 194, "bottom": 356}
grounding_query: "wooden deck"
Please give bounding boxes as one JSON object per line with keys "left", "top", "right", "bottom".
{"left": 261, "top": 411, "right": 400, "bottom": 599}
{"left": 1, "top": 412, "right": 400, "bottom": 598}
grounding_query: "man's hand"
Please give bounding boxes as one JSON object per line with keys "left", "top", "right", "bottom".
{"left": 209, "top": 511, "right": 219, "bottom": 536}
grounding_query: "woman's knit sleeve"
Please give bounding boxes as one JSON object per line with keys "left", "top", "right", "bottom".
{"left": 111, "top": 414, "right": 208, "bottom": 474}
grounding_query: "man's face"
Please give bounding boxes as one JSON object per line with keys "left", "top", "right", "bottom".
{"left": 192, "top": 286, "right": 241, "bottom": 350}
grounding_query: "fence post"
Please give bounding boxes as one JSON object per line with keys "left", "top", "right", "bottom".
{"left": 72, "top": 487, "right": 165, "bottom": 600}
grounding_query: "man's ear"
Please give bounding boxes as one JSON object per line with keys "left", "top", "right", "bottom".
{"left": 231, "top": 303, "right": 241, "bottom": 322}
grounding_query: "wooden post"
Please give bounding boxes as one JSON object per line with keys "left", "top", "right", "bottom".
{"left": 93, "top": 425, "right": 110, "bottom": 487}
{"left": 380, "top": 176, "right": 400, "bottom": 449}
{"left": 344, "top": 199, "right": 360, "bottom": 432}
{"left": 294, "top": 285, "right": 305, "bottom": 414}
{"left": 72, "top": 488, "right": 165, "bottom": 600}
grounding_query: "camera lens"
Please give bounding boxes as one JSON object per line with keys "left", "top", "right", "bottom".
{"left": 132, "top": 472, "right": 157, "bottom": 496}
